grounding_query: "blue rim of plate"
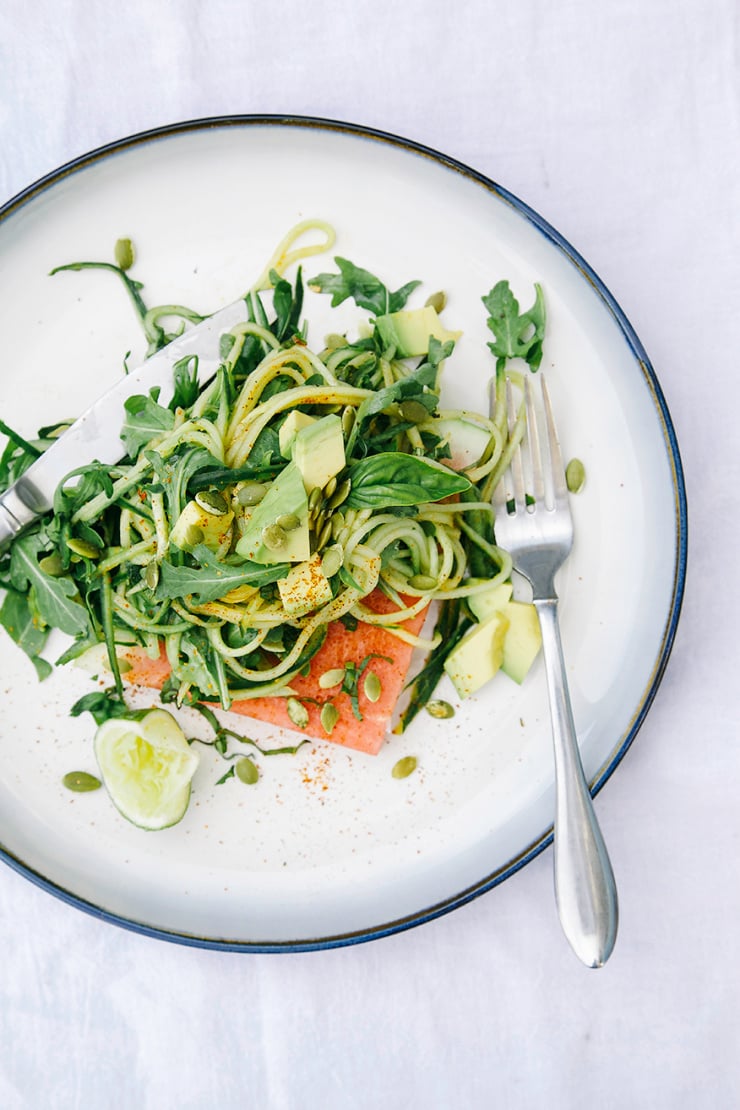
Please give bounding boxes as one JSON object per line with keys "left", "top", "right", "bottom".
{"left": 0, "top": 114, "right": 687, "bottom": 952}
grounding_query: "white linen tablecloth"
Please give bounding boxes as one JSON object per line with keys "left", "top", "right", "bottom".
{"left": 0, "top": 2, "right": 737, "bottom": 1107}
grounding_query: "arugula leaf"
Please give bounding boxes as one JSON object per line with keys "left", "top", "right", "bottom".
{"left": 345, "top": 453, "right": 471, "bottom": 509}
{"left": 308, "top": 257, "right": 420, "bottom": 316}
{"left": 0, "top": 587, "right": 52, "bottom": 679}
{"left": 9, "top": 534, "right": 92, "bottom": 638}
{"left": 269, "top": 268, "right": 304, "bottom": 342}
{"left": 482, "top": 281, "right": 545, "bottom": 372}
{"left": 155, "top": 544, "right": 289, "bottom": 605}
{"left": 70, "top": 687, "right": 132, "bottom": 726}
{"left": 121, "top": 392, "right": 176, "bottom": 458}
{"left": 170, "top": 355, "right": 200, "bottom": 410}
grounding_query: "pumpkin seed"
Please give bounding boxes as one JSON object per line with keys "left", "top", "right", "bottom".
{"left": 262, "top": 523, "right": 287, "bottom": 550}
{"left": 320, "top": 702, "right": 340, "bottom": 735}
{"left": 407, "top": 574, "right": 438, "bottom": 591}
{"left": 66, "top": 537, "right": 101, "bottom": 559}
{"left": 308, "top": 487, "right": 323, "bottom": 512}
{"left": 323, "top": 475, "right": 338, "bottom": 499}
{"left": 235, "top": 757, "right": 259, "bottom": 785}
{"left": 425, "top": 290, "right": 446, "bottom": 313}
{"left": 182, "top": 524, "right": 204, "bottom": 549}
{"left": 317, "top": 520, "right": 333, "bottom": 551}
{"left": 144, "top": 561, "right": 160, "bottom": 590}
{"left": 331, "top": 512, "right": 345, "bottom": 539}
{"left": 318, "top": 667, "right": 345, "bottom": 689}
{"left": 392, "top": 756, "right": 417, "bottom": 780}
{"left": 237, "top": 481, "right": 268, "bottom": 506}
{"left": 341, "top": 406, "right": 356, "bottom": 438}
{"left": 286, "top": 697, "right": 310, "bottom": 729}
{"left": 566, "top": 458, "right": 586, "bottom": 494}
{"left": 39, "top": 553, "right": 65, "bottom": 577}
{"left": 195, "top": 489, "right": 229, "bottom": 515}
{"left": 363, "top": 670, "right": 382, "bottom": 703}
{"left": 276, "top": 512, "right": 301, "bottom": 532}
{"left": 426, "top": 699, "right": 455, "bottom": 720}
{"left": 325, "top": 333, "right": 346, "bottom": 350}
{"left": 327, "top": 478, "right": 351, "bottom": 511}
{"left": 63, "top": 771, "right": 102, "bottom": 793}
{"left": 399, "top": 400, "right": 430, "bottom": 425}
{"left": 114, "top": 237, "right": 135, "bottom": 271}
{"left": 321, "top": 544, "right": 343, "bottom": 579}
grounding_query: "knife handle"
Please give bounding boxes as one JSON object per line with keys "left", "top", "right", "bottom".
{"left": 0, "top": 486, "right": 39, "bottom": 554}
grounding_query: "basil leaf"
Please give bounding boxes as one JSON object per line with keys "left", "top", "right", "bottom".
{"left": 269, "top": 268, "right": 304, "bottom": 342}
{"left": 345, "top": 453, "right": 471, "bottom": 509}
{"left": 0, "top": 587, "right": 52, "bottom": 679}
{"left": 155, "top": 544, "right": 289, "bottom": 604}
{"left": 482, "top": 281, "right": 545, "bottom": 371}
{"left": 308, "top": 257, "right": 420, "bottom": 316}
{"left": 9, "top": 534, "right": 92, "bottom": 638}
{"left": 70, "top": 687, "right": 131, "bottom": 726}
{"left": 121, "top": 392, "right": 175, "bottom": 457}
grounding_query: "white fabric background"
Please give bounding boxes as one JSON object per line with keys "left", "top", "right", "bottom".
{"left": 0, "top": 2, "right": 737, "bottom": 1108}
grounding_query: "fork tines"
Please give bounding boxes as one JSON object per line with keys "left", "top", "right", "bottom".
{"left": 495, "top": 373, "right": 568, "bottom": 515}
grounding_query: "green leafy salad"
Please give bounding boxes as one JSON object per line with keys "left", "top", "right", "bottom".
{"left": 0, "top": 220, "right": 547, "bottom": 827}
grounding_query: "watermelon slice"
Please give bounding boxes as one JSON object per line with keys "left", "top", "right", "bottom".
{"left": 119, "top": 590, "right": 428, "bottom": 755}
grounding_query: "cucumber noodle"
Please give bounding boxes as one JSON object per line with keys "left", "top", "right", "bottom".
{"left": 1, "top": 220, "right": 533, "bottom": 715}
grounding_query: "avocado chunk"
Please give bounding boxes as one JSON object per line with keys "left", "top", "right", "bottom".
{"left": 468, "top": 582, "right": 513, "bottom": 623}
{"left": 374, "top": 306, "right": 462, "bottom": 358}
{"left": 277, "top": 553, "right": 333, "bottom": 617}
{"left": 444, "top": 611, "right": 510, "bottom": 698}
{"left": 499, "top": 600, "right": 542, "bottom": 685}
{"left": 468, "top": 582, "right": 542, "bottom": 685}
{"left": 293, "top": 414, "right": 346, "bottom": 493}
{"left": 279, "top": 411, "right": 316, "bottom": 459}
{"left": 170, "top": 499, "right": 234, "bottom": 554}
{"left": 235, "top": 462, "right": 310, "bottom": 565}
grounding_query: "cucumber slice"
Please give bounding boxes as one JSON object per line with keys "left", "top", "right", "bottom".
{"left": 94, "top": 709, "right": 199, "bottom": 830}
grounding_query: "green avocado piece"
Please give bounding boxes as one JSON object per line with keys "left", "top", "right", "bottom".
{"left": 235, "top": 462, "right": 310, "bottom": 565}
{"left": 293, "top": 414, "right": 346, "bottom": 493}
{"left": 500, "top": 600, "right": 542, "bottom": 684}
{"left": 374, "top": 306, "right": 462, "bottom": 358}
{"left": 443, "top": 611, "right": 510, "bottom": 699}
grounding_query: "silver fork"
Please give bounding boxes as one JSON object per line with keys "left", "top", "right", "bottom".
{"left": 493, "top": 374, "right": 618, "bottom": 967}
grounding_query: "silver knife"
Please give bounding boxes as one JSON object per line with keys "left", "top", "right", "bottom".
{"left": 0, "top": 298, "right": 249, "bottom": 553}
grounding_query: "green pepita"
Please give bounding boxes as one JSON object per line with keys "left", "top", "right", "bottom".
{"left": 321, "top": 544, "right": 343, "bottom": 579}
{"left": 308, "top": 487, "right": 323, "bottom": 512}
{"left": 341, "top": 406, "right": 356, "bottom": 438}
{"left": 195, "top": 489, "right": 229, "bottom": 516}
{"left": 325, "top": 333, "right": 347, "bottom": 350}
{"left": 276, "top": 513, "right": 301, "bottom": 532}
{"left": 182, "top": 524, "right": 205, "bottom": 549}
{"left": 407, "top": 574, "right": 438, "bottom": 591}
{"left": 144, "top": 561, "right": 160, "bottom": 590}
{"left": 323, "top": 476, "right": 338, "bottom": 499}
{"left": 66, "top": 537, "right": 101, "bottom": 559}
{"left": 363, "top": 670, "right": 382, "bottom": 703}
{"left": 262, "top": 523, "right": 287, "bottom": 550}
{"left": 330, "top": 512, "right": 345, "bottom": 539}
{"left": 318, "top": 667, "right": 345, "bottom": 689}
{"left": 235, "top": 757, "right": 259, "bottom": 785}
{"left": 425, "top": 699, "right": 455, "bottom": 720}
{"left": 399, "top": 400, "right": 431, "bottom": 425}
{"left": 391, "top": 756, "right": 417, "bottom": 780}
{"left": 327, "top": 478, "right": 351, "bottom": 511}
{"left": 63, "top": 771, "right": 102, "bottom": 793}
{"left": 237, "top": 481, "right": 268, "bottom": 506}
{"left": 114, "top": 237, "right": 135, "bottom": 271}
{"left": 320, "top": 702, "right": 340, "bottom": 735}
{"left": 286, "top": 697, "right": 310, "bottom": 730}
{"left": 566, "top": 458, "right": 586, "bottom": 494}
{"left": 317, "top": 520, "right": 333, "bottom": 551}
{"left": 39, "top": 553, "right": 65, "bottom": 577}
{"left": 424, "top": 290, "right": 447, "bottom": 313}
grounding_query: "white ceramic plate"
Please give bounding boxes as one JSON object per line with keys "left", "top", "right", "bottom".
{"left": 0, "top": 117, "right": 686, "bottom": 950}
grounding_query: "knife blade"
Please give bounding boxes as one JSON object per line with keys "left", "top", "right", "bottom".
{"left": 0, "top": 297, "right": 249, "bottom": 553}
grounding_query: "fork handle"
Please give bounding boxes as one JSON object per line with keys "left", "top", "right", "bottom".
{"left": 534, "top": 599, "right": 619, "bottom": 968}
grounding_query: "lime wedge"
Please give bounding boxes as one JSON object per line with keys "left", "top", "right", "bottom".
{"left": 94, "top": 709, "right": 199, "bottom": 830}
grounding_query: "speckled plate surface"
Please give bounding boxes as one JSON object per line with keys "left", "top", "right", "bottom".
{"left": 0, "top": 117, "right": 686, "bottom": 950}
